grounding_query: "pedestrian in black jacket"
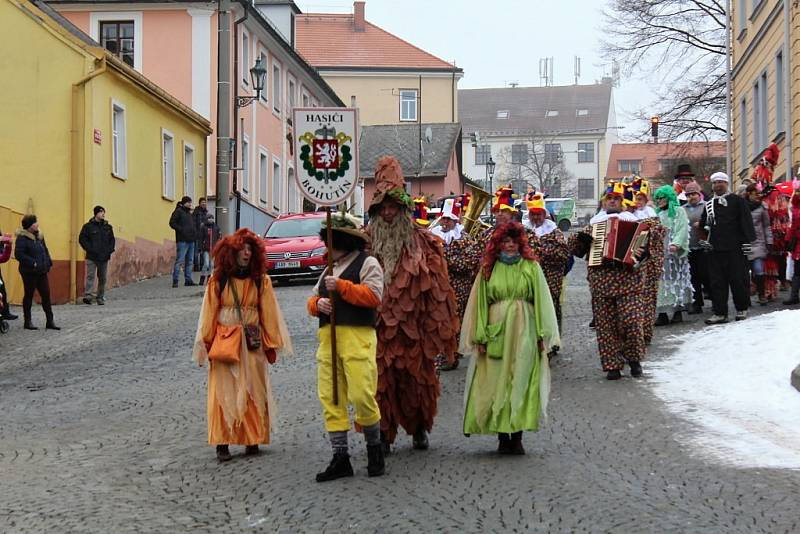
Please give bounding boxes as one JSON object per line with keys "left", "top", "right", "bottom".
{"left": 14, "top": 214, "right": 59, "bottom": 330}
{"left": 193, "top": 197, "right": 209, "bottom": 270}
{"left": 79, "top": 206, "right": 115, "bottom": 305}
{"left": 700, "top": 172, "right": 757, "bottom": 324}
{"left": 169, "top": 196, "right": 197, "bottom": 287}
{"left": 198, "top": 213, "right": 220, "bottom": 286}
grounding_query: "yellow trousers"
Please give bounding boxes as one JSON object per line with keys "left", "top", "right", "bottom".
{"left": 316, "top": 325, "right": 381, "bottom": 432}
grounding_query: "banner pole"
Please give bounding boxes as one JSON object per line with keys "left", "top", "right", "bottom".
{"left": 326, "top": 207, "right": 339, "bottom": 405}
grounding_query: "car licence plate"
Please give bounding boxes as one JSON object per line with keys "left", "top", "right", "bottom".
{"left": 275, "top": 261, "right": 301, "bottom": 269}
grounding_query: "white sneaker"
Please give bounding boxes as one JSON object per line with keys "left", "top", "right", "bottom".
{"left": 705, "top": 314, "right": 728, "bottom": 325}
{"left": 735, "top": 310, "right": 748, "bottom": 321}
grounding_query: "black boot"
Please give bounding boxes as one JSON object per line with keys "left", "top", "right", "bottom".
{"left": 380, "top": 431, "right": 392, "bottom": 455}
{"left": 606, "top": 369, "right": 622, "bottom": 380}
{"left": 45, "top": 323, "right": 61, "bottom": 331}
{"left": 654, "top": 313, "right": 670, "bottom": 326}
{"left": 629, "top": 361, "right": 643, "bottom": 378}
{"left": 24, "top": 323, "right": 38, "bottom": 330}
{"left": 216, "top": 445, "right": 232, "bottom": 462}
{"left": 245, "top": 445, "right": 260, "bottom": 455}
{"left": 315, "top": 453, "right": 353, "bottom": 482}
{"left": 366, "top": 444, "right": 385, "bottom": 477}
{"left": 670, "top": 311, "right": 683, "bottom": 324}
{"left": 497, "top": 433, "right": 512, "bottom": 454}
{"left": 755, "top": 276, "right": 767, "bottom": 305}
{"left": 508, "top": 432, "right": 525, "bottom": 455}
{"left": 199, "top": 275, "right": 207, "bottom": 286}
{"left": 412, "top": 426, "right": 429, "bottom": 450}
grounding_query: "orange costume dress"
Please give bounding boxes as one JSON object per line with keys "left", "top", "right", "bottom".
{"left": 193, "top": 274, "right": 291, "bottom": 445}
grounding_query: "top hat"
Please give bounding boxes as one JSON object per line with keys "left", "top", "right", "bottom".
{"left": 675, "top": 164, "right": 695, "bottom": 180}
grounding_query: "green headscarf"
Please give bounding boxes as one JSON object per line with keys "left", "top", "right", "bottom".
{"left": 653, "top": 185, "right": 679, "bottom": 219}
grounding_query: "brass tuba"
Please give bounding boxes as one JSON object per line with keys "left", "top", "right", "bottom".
{"left": 462, "top": 184, "right": 493, "bottom": 237}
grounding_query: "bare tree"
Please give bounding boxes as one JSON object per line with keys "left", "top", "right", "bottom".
{"left": 602, "top": 0, "right": 727, "bottom": 141}
{"left": 495, "top": 133, "right": 577, "bottom": 198}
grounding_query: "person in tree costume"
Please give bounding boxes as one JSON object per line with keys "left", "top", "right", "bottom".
{"left": 652, "top": 185, "right": 693, "bottom": 326}
{"left": 523, "top": 192, "right": 569, "bottom": 328}
{"left": 366, "top": 156, "right": 459, "bottom": 451}
{"left": 568, "top": 186, "right": 664, "bottom": 380}
{"left": 431, "top": 198, "right": 481, "bottom": 371}
{"left": 460, "top": 222, "right": 558, "bottom": 455}
{"left": 307, "top": 212, "right": 386, "bottom": 482}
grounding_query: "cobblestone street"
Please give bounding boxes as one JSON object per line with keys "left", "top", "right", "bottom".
{"left": 1, "top": 264, "right": 798, "bottom": 533}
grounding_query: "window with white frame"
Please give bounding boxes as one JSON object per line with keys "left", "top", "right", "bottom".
{"left": 241, "top": 137, "right": 250, "bottom": 194}
{"left": 544, "top": 143, "right": 562, "bottom": 165}
{"left": 288, "top": 77, "right": 296, "bottom": 113}
{"left": 578, "top": 179, "right": 594, "bottom": 199}
{"left": 740, "top": 98, "right": 748, "bottom": 168}
{"left": 161, "top": 129, "right": 175, "bottom": 200}
{"left": 100, "top": 21, "right": 135, "bottom": 67}
{"left": 259, "top": 51, "right": 268, "bottom": 103}
{"left": 511, "top": 144, "right": 528, "bottom": 164}
{"left": 776, "top": 50, "right": 784, "bottom": 134}
{"left": 242, "top": 32, "right": 250, "bottom": 87}
{"left": 302, "top": 91, "right": 310, "bottom": 107}
{"left": 618, "top": 160, "right": 641, "bottom": 174}
{"left": 578, "top": 142, "right": 594, "bottom": 163}
{"left": 753, "top": 74, "right": 768, "bottom": 157}
{"left": 272, "top": 62, "right": 281, "bottom": 114}
{"left": 287, "top": 167, "right": 297, "bottom": 213}
{"left": 400, "top": 90, "right": 417, "bottom": 121}
{"left": 475, "top": 144, "right": 491, "bottom": 165}
{"left": 259, "top": 151, "right": 268, "bottom": 204}
{"left": 272, "top": 159, "right": 282, "bottom": 212}
{"left": 111, "top": 101, "right": 126, "bottom": 179}
{"left": 738, "top": 0, "right": 746, "bottom": 33}
{"left": 183, "top": 143, "right": 195, "bottom": 199}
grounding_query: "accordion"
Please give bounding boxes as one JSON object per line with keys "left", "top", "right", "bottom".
{"left": 588, "top": 218, "right": 650, "bottom": 268}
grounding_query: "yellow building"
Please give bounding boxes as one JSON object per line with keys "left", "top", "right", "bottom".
{"left": 0, "top": 0, "right": 211, "bottom": 304}
{"left": 730, "top": 0, "right": 798, "bottom": 182}
{"left": 295, "top": 1, "right": 462, "bottom": 126}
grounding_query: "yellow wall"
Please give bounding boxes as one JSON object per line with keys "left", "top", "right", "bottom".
{"left": 321, "top": 73, "right": 459, "bottom": 125}
{"left": 0, "top": 0, "right": 209, "bottom": 303}
{"left": 731, "top": 0, "right": 799, "bottom": 181}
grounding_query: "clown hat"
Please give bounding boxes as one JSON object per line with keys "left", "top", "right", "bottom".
{"left": 631, "top": 177, "right": 650, "bottom": 198}
{"left": 413, "top": 197, "right": 430, "bottom": 226}
{"left": 603, "top": 181, "right": 625, "bottom": 199}
{"left": 441, "top": 198, "right": 462, "bottom": 221}
{"left": 491, "top": 184, "right": 518, "bottom": 213}
{"left": 526, "top": 192, "right": 546, "bottom": 213}
{"left": 622, "top": 186, "right": 635, "bottom": 209}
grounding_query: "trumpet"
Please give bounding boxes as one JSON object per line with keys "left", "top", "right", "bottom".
{"left": 462, "top": 184, "right": 492, "bottom": 237}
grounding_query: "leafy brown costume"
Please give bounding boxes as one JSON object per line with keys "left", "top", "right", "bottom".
{"left": 367, "top": 157, "right": 459, "bottom": 445}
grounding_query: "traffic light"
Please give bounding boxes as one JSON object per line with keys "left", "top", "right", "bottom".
{"left": 651, "top": 116, "right": 659, "bottom": 139}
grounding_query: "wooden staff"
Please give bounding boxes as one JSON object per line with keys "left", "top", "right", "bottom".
{"left": 326, "top": 207, "right": 339, "bottom": 405}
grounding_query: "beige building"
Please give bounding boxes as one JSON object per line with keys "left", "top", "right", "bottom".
{"left": 731, "top": 0, "right": 798, "bottom": 182}
{"left": 295, "top": 1, "right": 462, "bottom": 126}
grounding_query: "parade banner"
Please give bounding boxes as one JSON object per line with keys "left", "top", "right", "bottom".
{"left": 292, "top": 107, "right": 359, "bottom": 207}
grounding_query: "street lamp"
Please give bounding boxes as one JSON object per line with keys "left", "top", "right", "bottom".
{"left": 486, "top": 156, "right": 496, "bottom": 221}
{"left": 236, "top": 57, "right": 267, "bottom": 108}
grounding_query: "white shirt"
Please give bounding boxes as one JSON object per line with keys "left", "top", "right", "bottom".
{"left": 590, "top": 210, "right": 639, "bottom": 224}
{"left": 431, "top": 223, "right": 463, "bottom": 245}
{"left": 524, "top": 218, "right": 558, "bottom": 237}
{"left": 634, "top": 206, "right": 657, "bottom": 220}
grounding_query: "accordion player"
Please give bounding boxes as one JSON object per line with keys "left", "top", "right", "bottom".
{"left": 587, "top": 218, "right": 651, "bottom": 268}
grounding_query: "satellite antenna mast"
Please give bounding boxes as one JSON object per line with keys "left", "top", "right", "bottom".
{"left": 574, "top": 56, "right": 581, "bottom": 85}
{"left": 539, "top": 57, "right": 554, "bottom": 87}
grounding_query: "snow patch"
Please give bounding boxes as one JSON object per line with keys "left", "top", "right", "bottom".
{"left": 650, "top": 309, "right": 800, "bottom": 470}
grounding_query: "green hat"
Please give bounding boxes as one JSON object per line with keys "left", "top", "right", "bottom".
{"left": 322, "top": 211, "right": 367, "bottom": 242}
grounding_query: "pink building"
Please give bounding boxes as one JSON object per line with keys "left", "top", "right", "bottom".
{"left": 359, "top": 123, "right": 465, "bottom": 208}
{"left": 50, "top": 0, "right": 344, "bottom": 232}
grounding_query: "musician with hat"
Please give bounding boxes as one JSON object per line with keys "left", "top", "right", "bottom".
{"left": 524, "top": 192, "right": 569, "bottom": 327}
{"left": 476, "top": 184, "right": 540, "bottom": 257}
{"left": 307, "top": 211, "right": 386, "bottom": 482}
{"left": 674, "top": 164, "right": 696, "bottom": 204}
{"left": 569, "top": 183, "right": 663, "bottom": 380}
{"left": 366, "top": 156, "right": 459, "bottom": 451}
{"left": 432, "top": 198, "right": 481, "bottom": 371}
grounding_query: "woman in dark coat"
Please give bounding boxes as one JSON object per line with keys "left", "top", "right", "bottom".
{"left": 14, "top": 214, "right": 59, "bottom": 330}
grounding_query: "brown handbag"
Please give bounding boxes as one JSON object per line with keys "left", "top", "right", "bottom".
{"left": 230, "top": 280, "right": 262, "bottom": 351}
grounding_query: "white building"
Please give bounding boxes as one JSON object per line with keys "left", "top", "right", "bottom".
{"left": 459, "top": 83, "right": 618, "bottom": 219}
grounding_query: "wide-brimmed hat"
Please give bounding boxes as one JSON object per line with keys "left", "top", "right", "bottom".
{"left": 321, "top": 212, "right": 367, "bottom": 242}
{"left": 675, "top": 164, "right": 695, "bottom": 180}
{"left": 368, "top": 156, "right": 413, "bottom": 215}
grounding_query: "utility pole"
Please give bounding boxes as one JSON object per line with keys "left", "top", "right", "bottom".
{"left": 215, "top": 0, "right": 232, "bottom": 235}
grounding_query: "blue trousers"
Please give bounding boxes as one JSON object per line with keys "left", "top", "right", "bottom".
{"left": 173, "top": 241, "right": 195, "bottom": 283}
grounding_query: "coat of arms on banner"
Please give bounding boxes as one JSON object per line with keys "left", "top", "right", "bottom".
{"left": 292, "top": 108, "right": 359, "bottom": 206}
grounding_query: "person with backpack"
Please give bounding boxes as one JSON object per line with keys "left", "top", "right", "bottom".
{"left": 169, "top": 196, "right": 197, "bottom": 287}
{"left": 79, "top": 206, "right": 115, "bottom": 305}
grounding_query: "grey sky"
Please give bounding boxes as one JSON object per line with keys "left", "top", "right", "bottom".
{"left": 295, "top": 0, "right": 655, "bottom": 138}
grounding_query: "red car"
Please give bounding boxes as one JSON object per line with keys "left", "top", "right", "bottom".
{"left": 263, "top": 212, "right": 327, "bottom": 282}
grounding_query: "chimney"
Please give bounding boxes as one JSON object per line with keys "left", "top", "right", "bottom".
{"left": 354, "top": 1, "right": 365, "bottom": 32}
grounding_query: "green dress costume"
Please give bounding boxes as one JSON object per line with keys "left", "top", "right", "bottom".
{"left": 460, "top": 258, "right": 560, "bottom": 435}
